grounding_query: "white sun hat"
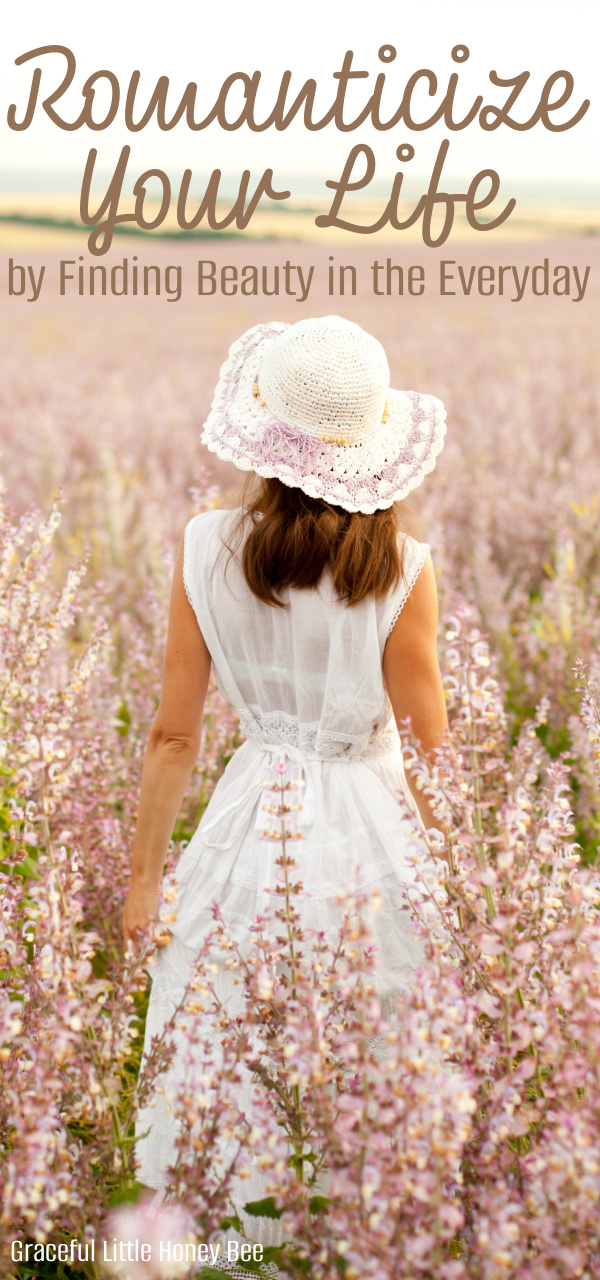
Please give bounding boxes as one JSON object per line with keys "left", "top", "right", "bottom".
{"left": 201, "top": 315, "right": 446, "bottom": 514}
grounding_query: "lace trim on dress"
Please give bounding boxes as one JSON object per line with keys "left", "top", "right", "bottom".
{"left": 182, "top": 519, "right": 197, "bottom": 614}
{"left": 387, "top": 542, "right": 430, "bottom": 636}
{"left": 180, "top": 522, "right": 197, "bottom": 616}
{"left": 239, "top": 705, "right": 400, "bottom": 761}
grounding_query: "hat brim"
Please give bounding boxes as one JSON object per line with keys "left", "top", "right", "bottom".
{"left": 201, "top": 322, "right": 446, "bottom": 515}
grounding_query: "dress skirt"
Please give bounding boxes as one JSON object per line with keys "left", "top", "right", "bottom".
{"left": 135, "top": 732, "right": 430, "bottom": 1243}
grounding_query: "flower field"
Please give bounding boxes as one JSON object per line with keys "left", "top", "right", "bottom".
{"left": 1, "top": 235, "right": 600, "bottom": 1278}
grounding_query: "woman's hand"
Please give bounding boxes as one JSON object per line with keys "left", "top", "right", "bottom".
{"left": 122, "top": 879, "right": 161, "bottom": 950}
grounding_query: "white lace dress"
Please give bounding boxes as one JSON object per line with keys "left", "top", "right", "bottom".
{"left": 135, "top": 507, "right": 432, "bottom": 1237}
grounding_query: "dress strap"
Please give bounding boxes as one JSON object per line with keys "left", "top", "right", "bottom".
{"left": 378, "top": 536, "right": 430, "bottom": 645}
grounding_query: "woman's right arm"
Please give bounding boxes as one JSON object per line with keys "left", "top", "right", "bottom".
{"left": 122, "top": 536, "right": 211, "bottom": 948}
{"left": 382, "top": 552, "right": 449, "bottom": 835}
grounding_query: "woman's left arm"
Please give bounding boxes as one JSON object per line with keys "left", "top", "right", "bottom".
{"left": 122, "top": 535, "right": 211, "bottom": 947}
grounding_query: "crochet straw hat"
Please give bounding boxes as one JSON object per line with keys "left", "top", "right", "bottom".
{"left": 201, "top": 315, "right": 446, "bottom": 514}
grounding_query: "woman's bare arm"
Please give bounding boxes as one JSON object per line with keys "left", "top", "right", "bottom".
{"left": 382, "top": 552, "right": 448, "bottom": 833}
{"left": 122, "top": 536, "right": 211, "bottom": 946}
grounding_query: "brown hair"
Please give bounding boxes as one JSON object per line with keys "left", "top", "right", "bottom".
{"left": 221, "top": 474, "right": 416, "bottom": 609}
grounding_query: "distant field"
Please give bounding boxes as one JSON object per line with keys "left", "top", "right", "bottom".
{"left": 0, "top": 185, "right": 599, "bottom": 250}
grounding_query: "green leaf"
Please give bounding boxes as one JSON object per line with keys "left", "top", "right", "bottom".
{"left": 273, "top": 1248, "right": 312, "bottom": 1276}
{"left": 219, "top": 1214, "right": 243, "bottom": 1233}
{"left": 309, "top": 1194, "right": 331, "bottom": 1215}
{"left": 116, "top": 701, "right": 132, "bottom": 737}
{"left": 15, "top": 856, "right": 41, "bottom": 881}
{"left": 261, "top": 1246, "right": 288, "bottom": 1264}
{"left": 113, "top": 1130, "right": 145, "bottom": 1147}
{"left": 14, "top": 1263, "right": 73, "bottom": 1280}
{"left": 107, "top": 1180, "right": 151, "bottom": 1207}
{"left": 243, "top": 1196, "right": 283, "bottom": 1220}
{"left": 288, "top": 1150, "right": 318, "bottom": 1170}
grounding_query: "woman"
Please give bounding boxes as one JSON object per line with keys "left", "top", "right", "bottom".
{"left": 123, "top": 314, "right": 449, "bottom": 1216}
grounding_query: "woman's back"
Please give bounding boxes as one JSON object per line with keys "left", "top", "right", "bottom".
{"left": 183, "top": 507, "right": 430, "bottom": 761}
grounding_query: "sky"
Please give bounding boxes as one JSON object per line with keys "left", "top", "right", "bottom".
{"left": 1, "top": 0, "right": 599, "bottom": 188}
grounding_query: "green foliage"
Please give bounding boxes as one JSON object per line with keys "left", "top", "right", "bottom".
{"left": 308, "top": 1195, "right": 331, "bottom": 1215}
{"left": 243, "top": 1196, "right": 282, "bottom": 1220}
{"left": 107, "top": 1180, "right": 152, "bottom": 1208}
{"left": 115, "top": 700, "right": 132, "bottom": 738}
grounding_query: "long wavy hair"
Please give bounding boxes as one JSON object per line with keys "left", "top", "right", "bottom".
{"left": 220, "top": 474, "right": 417, "bottom": 609}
